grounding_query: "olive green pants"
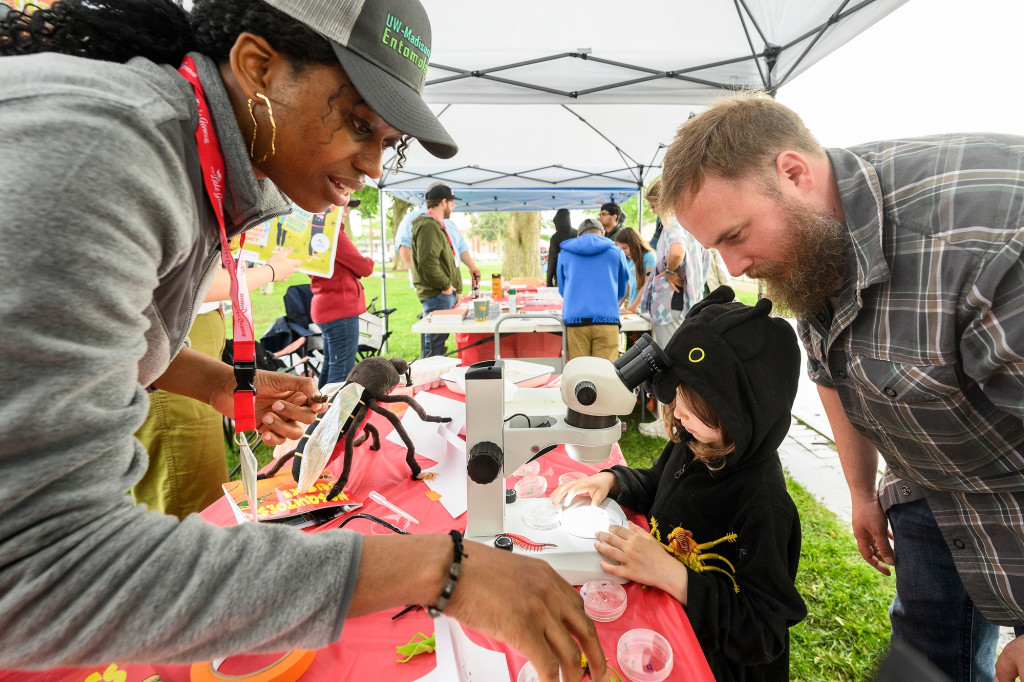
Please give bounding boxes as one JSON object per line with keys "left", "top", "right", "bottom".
{"left": 133, "top": 309, "right": 228, "bottom": 519}
{"left": 566, "top": 324, "right": 620, "bottom": 362}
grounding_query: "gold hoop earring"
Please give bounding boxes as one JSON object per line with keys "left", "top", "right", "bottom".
{"left": 247, "top": 92, "right": 277, "bottom": 163}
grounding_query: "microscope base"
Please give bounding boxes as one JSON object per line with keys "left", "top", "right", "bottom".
{"left": 466, "top": 497, "right": 630, "bottom": 586}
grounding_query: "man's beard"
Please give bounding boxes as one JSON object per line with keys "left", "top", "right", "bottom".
{"left": 747, "top": 197, "right": 847, "bottom": 319}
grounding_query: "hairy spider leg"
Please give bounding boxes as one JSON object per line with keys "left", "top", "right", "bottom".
{"left": 377, "top": 394, "right": 454, "bottom": 425}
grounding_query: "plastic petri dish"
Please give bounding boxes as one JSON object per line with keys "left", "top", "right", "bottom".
{"left": 558, "top": 471, "right": 586, "bottom": 486}
{"left": 522, "top": 501, "right": 561, "bottom": 530}
{"left": 580, "top": 578, "right": 627, "bottom": 622}
{"left": 616, "top": 628, "right": 673, "bottom": 682}
{"left": 369, "top": 513, "right": 411, "bottom": 535}
{"left": 516, "top": 661, "right": 564, "bottom": 682}
{"left": 513, "top": 460, "right": 542, "bottom": 477}
{"left": 513, "top": 475, "right": 548, "bottom": 499}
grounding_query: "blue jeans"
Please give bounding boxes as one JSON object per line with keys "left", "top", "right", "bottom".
{"left": 887, "top": 498, "right": 999, "bottom": 681}
{"left": 420, "top": 292, "right": 456, "bottom": 357}
{"left": 318, "top": 315, "right": 360, "bottom": 388}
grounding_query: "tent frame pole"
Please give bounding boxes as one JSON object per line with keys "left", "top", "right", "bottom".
{"left": 379, "top": 191, "right": 389, "bottom": 356}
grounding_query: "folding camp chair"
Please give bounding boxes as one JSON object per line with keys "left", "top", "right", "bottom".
{"left": 356, "top": 295, "right": 397, "bottom": 361}
{"left": 259, "top": 283, "right": 324, "bottom": 380}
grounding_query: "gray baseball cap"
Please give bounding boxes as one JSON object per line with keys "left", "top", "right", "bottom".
{"left": 264, "top": 0, "right": 458, "bottom": 159}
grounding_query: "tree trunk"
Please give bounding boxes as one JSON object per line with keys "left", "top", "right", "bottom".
{"left": 390, "top": 198, "right": 414, "bottom": 271}
{"left": 502, "top": 212, "right": 542, "bottom": 279}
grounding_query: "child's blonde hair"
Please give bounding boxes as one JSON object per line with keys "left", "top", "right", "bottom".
{"left": 662, "top": 384, "right": 735, "bottom": 470}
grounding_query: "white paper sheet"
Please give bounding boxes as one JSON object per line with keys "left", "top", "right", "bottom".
{"left": 422, "top": 430, "right": 468, "bottom": 518}
{"left": 415, "top": 616, "right": 510, "bottom": 682}
{"left": 412, "top": 391, "right": 467, "bottom": 438}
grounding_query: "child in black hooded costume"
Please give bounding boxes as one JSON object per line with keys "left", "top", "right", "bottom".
{"left": 552, "top": 286, "right": 807, "bottom": 681}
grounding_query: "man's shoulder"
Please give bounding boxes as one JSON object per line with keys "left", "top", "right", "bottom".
{"left": 412, "top": 213, "right": 442, "bottom": 231}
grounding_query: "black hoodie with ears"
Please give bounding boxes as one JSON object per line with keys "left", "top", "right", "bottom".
{"left": 608, "top": 286, "right": 807, "bottom": 682}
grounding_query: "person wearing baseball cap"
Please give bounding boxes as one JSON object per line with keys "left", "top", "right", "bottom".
{"left": 0, "top": 2, "right": 608, "bottom": 680}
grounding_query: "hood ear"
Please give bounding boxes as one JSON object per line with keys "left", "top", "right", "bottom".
{"left": 390, "top": 358, "right": 409, "bottom": 374}
{"left": 685, "top": 285, "right": 735, "bottom": 320}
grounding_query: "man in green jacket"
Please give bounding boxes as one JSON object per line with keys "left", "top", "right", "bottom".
{"left": 412, "top": 184, "right": 463, "bottom": 356}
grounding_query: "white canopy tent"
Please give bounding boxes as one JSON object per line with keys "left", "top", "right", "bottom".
{"left": 380, "top": 0, "right": 909, "bottom": 207}
{"left": 374, "top": 0, "right": 909, "bottom": 337}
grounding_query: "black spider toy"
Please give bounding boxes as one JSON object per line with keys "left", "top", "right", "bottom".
{"left": 260, "top": 357, "right": 451, "bottom": 499}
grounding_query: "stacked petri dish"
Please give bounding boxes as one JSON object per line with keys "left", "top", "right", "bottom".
{"left": 580, "top": 578, "right": 627, "bottom": 622}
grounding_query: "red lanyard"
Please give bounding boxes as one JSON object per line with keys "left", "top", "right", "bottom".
{"left": 178, "top": 57, "right": 257, "bottom": 432}
{"left": 430, "top": 212, "right": 455, "bottom": 255}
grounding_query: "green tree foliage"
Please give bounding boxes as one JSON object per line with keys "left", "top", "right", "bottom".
{"left": 468, "top": 211, "right": 510, "bottom": 244}
{"left": 351, "top": 186, "right": 379, "bottom": 223}
{"left": 621, "top": 190, "right": 656, "bottom": 231}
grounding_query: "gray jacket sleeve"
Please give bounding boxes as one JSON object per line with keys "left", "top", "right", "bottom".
{"left": 0, "top": 62, "right": 361, "bottom": 668}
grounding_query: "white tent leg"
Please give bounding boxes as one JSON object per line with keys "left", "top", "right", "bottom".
{"left": 379, "top": 192, "right": 389, "bottom": 356}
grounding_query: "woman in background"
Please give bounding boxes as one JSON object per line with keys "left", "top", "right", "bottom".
{"left": 310, "top": 197, "right": 374, "bottom": 386}
{"left": 615, "top": 226, "right": 655, "bottom": 313}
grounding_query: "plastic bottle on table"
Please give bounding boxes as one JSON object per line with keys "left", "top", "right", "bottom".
{"left": 491, "top": 273, "right": 502, "bottom": 299}
{"left": 508, "top": 287, "right": 517, "bottom": 312}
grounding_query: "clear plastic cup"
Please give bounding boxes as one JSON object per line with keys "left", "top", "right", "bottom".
{"left": 616, "top": 628, "right": 673, "bottom": 682}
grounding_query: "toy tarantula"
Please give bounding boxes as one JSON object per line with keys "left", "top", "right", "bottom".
{"left": 260, "top": 357, "right": 451, "bottom": 499}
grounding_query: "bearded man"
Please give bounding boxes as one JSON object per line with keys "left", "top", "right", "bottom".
{"left": 661, "top": 92, "right": 1024, "bottom": 682}
{"left": 412, "top": 183, "right": 463, "bottom": 357}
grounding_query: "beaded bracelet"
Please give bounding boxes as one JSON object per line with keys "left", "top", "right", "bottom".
{"left": 427, "top": 530, "right": 466, "bottom": 618}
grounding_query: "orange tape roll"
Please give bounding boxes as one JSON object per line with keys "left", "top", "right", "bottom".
{"left": 189, "top": 650, "right": 315, "bottom": 682}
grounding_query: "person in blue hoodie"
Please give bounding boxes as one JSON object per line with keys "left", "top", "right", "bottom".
{"left": 557, "top": 218, "right": 630, "bottom": 361}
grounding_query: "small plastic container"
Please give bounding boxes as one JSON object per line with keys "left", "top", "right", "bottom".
{"left": 513, "top": 475, "right": 548, "bottom": 499}
{"left": 558, "top": 471, "right": 586, "bottom": 486}
{"left": 616, "top": 629, "right": 673, "bottom": 682}
{"left": 580, "top": 578, "right": 627, "bottom": 622}
{"left": 516, "top": 661, "right": 563, "bottom": 682}
{"left": 513, "top": 460, "right": 541, "bottom": 477}
{"left": 369, "top": 514, "right": 411, "bottom": 535}
{"left": 522, "top": 502, "right": 560, "bottom": 530}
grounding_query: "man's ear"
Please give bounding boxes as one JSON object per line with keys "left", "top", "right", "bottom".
{"left": 228, "top": 31, "right": 285, "bottom": 100}
{"left": 775, "top": 150, "right": 814, "bottom": 199}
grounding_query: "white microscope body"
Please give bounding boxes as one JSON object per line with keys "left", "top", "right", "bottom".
{"left": 463, "top": 336, "right": 669, "bottom": 585}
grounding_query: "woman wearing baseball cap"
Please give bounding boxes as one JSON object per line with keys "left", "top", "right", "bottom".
{"left": 0, "top": 2, "right": 606, "bottom": 680}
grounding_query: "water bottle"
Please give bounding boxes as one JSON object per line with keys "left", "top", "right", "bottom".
{"left": 508, "top": 287, "right": 517, "bottom": 312}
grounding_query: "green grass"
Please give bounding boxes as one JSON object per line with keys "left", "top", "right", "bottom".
{"left": 231, "top": 269, "right": 893, "bottom": 681}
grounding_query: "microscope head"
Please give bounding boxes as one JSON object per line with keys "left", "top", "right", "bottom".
{"left": 559, "top": 334, "right": 670, "bottom": 461}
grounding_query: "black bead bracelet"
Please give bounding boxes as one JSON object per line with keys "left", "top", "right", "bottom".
{"left": 427, "top": 530, "right": 466, "bottom": 618}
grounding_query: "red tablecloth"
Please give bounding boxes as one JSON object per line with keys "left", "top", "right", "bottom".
{"left": 456, "top": 293, "right": 564, "bottom": 365}
{"left": 2, "top": 385, "right": 712, "bottom": 682}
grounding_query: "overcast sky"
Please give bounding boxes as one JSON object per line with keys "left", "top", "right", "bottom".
{"left": 776, "top": 0, "right": 1024, "bottom": 147}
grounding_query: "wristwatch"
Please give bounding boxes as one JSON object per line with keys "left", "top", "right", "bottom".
{"left": 664, "top": 267, "right": 678, "bottom": 276}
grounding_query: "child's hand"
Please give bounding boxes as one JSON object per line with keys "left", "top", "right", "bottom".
{"left": 595, "top": 521, "right": 689, "bottom": 604}
{"left": 549, "top": 472, "right": 616, "bottom": 508}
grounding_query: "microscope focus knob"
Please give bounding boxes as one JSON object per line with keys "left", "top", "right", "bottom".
{"left": 575, "top": 380, "right": 598, "bottom": 406}
{"left": 467, "top": 441, "right": 504, "bottom": 484}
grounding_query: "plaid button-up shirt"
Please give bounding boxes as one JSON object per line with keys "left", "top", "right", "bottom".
{"left": 798, "top": 134, "right": 1024, "bottom": 625}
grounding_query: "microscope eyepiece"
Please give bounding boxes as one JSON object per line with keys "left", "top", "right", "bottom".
{"left": 614, "top": 333, "right": 670, "bottom": 390}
